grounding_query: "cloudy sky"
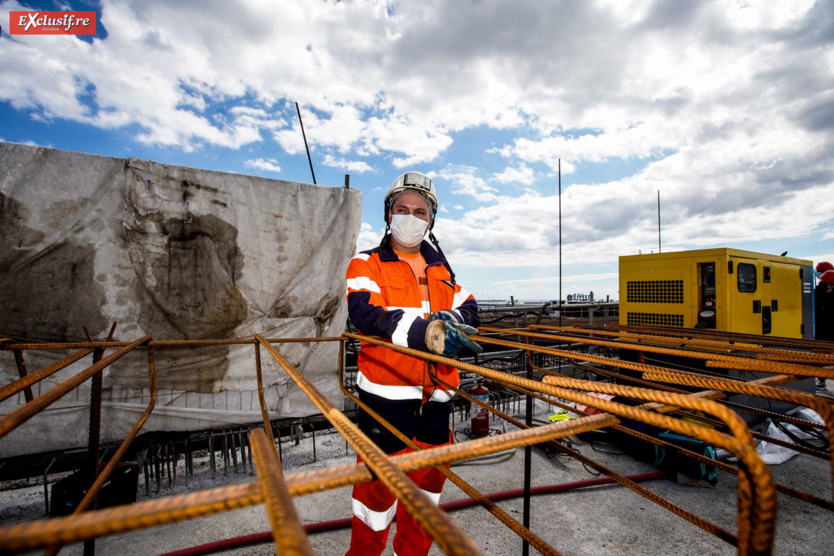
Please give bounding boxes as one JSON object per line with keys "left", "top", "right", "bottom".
{"left": 2, "top": 0, "right": 833, "bottom": 302}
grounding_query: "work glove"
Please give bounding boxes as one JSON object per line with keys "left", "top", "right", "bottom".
{"left": 425, "top": 319, "right": 483, "bottom": 358}
{"left": 428, "top": 310, "right": 460, "bottom": 323}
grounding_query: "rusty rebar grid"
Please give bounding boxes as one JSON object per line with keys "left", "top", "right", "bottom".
{"left": 577, "top": 323, "right": 834, "bottom": 353}
{"left": 254, "top": 334, "right": 482, "bottom": 556}
{"left": 43, "top": 343, "right": 159, "bottom": 556}
{"left": 514, "top": 340, "right": 830, "bottom": 460}
{"left": 478, "top": 326, "right": 833, "bottom": 381}
{"left": 433, "top": 373, "right": 738, "bottom": 545}
{"left": 639, "top": 367, "right": 834, "bottom": 501}
{"left": 0, "top": 336, "right": 152, "bottom": 440}
{"left": 530, "top": 324, "right": 834, "bottom": 365}
{"left": 343, "top": 333, "right": 777, "bottom": 556}
{"left": 333, "top": 343, "right": 561, "bottom": 556}
{"left": 527, "top": 359, "right": 834, "bottom": 511}
{"left": 0, "top": 412, "right": 616, "bottom": 552}
{"left": 0, "top": 328, "right": 825, "bottom": 555}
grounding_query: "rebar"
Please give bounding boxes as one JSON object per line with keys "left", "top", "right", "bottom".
{"left": 343, "top": 333, "right": 777, "bottom": 555}
{"left": 249, "top": 428, "right": 314, "bottom": 555}
{"left": 336, "top": 355, "right": 561, "bottom": 556}
{"left": 255, "top": 334, "right": 482, "bottom": 556}
{"left": 0, "top": 336, "right": 152, "bottom": 440}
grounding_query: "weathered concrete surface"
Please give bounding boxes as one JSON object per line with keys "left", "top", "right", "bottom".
{"left": 0, "top": 142, "right": 362, "bottom": 456}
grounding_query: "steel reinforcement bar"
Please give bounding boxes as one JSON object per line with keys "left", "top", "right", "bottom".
{"left": 477, "top": 326, "right": 834, "bottom": 381}
{"left": 433, "top": 374, "right": 738, "bottom": 545}
{"left": 481, "top": 333, "right": 829, "bottom": 461}
{"left": 0, "top": 336, "right": 152, "bottom": 440}
{"left": 249, "top": 427, "right": 314, "bottom": 555}
{"left": 529, "top": 324, "right": 834, "bottom": 365}
{"left": 333, "top": 343, "right": 561, "bottom": 556}
{"left": 254, "top": 334, "right": 482, "bottom": 556}
{"left": 343, "top": 333, "right": 776, "bottom": 556}
{"left": 575, "top": 323, "right": 834, "bottom": 353}
{"left": 0, "top": 407, "right": 616, "bottom": 551}
{"left": 42, "top": 344, "right": 160, "bottom": 556}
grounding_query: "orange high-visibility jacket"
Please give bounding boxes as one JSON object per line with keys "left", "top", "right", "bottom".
{"left": 346, "top": 237, "right": 480, "bottom": 402}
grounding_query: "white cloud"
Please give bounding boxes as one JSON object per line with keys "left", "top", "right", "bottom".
{"left": 244, "top": 158, "right": 281, "bottom": 173}
{"left": 492, "top": 164, "right": 535, "bottom": 185}
{"left": 356, "top": 222, "right": 384, "bottom": 252}
{"left": 321, "top": 154, "right": 374, "bottom": 173}
{"left": 435, "top": 166, "right": 498, "bottom": 202}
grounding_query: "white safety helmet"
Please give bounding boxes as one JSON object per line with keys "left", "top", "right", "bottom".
{"left": 383, "top": 171, "right": 438, "bottom": 225}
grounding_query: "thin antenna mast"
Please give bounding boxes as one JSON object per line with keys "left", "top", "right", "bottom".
{"left": 295, "top": 102, "right": 317, "bottom": 185}
{"left": 559, "top": 159, "right": 562, "bottom": 326}
{"left": 657, "top": 190, "right": 661, "bottom": 253}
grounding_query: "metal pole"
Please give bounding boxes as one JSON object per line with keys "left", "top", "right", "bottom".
{"left": 658, "top": 190, "right": 662, "bottom": 254}
{"left": 295, "top": 102, "right": 317, "bottom": 185}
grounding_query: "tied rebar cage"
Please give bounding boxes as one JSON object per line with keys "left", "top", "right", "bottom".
{"left": 0, "top": 322, "right": 831, "bottom": 555}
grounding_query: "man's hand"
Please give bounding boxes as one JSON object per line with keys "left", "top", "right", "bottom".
{"left": 425, "top": 320, "right": 483, "bottom": 357}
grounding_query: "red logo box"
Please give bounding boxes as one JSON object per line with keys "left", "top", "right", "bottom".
{"left": 9, "top": 11, "right": 96, "bottom": 35}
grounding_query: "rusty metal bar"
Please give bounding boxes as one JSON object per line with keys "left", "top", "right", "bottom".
{"left": 641, "top": 368, "right": 834, "bottom": 500}
{"left": 0, "top": 413, "right": 616, "bottom": 552}
{"left": 344, "top": 333, "right": 776, "bottom": 556}
{"left": 81, "top": 323, "right": 115, "bottom": 556}
{"left": 11, "top": 350, "right": 34, "bottom": 402}
{"left": 0, "top": 337, "right": 346, "bottom": 351}
{"left": 336, "top": 354, "right": 561, "bottom": 556}
{"left": 254, "top": 334, "right": 482, "bottom": 556}
{"left": 1, "top": 348, "right": 93, "bottom": 402}
{"left": 530, "top": 324, "right": 834, "bottom": 364}
{"left": 437, "top": 375, "right": 738, "bottom": 545}
{"left": 249, "top": 428, "right": 313, "bottom": 556}
{"left": 478, "top": 326, "right": 832, "bottom": 380}
{"left": 0, "top": 336, "right": 152, "bottom": 440}
{"left": 253, "top": 343, "right": 277, "bottom": 456}
{"left": 43, "top": 343, "right": 158, "bottom": 556}
{"left": 586, "top": 323, "right": 834, "bottom": 354}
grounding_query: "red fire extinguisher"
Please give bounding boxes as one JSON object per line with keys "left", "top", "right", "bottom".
{"left": 470, "top": 380, "right": 490, "bottom": 437}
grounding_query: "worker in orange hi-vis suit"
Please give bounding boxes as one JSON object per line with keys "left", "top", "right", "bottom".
{"left": 344, "top": 171, "right": 482, "bottom": 556}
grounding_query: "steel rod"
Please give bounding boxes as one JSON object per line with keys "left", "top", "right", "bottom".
{"left": 249, "top": 428, "right": 313, "bottom": 555}
{"left": 255, "top": 334, "right": 482, "bottom": 556}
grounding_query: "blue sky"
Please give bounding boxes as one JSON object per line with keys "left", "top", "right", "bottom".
{"left": 2, "top": 0, "right": 834, "bottom": 302}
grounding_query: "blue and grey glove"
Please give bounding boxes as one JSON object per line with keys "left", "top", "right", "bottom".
{"left": 428, "top": 310, "right": 460, "bottom": 323}
{"left": 425, "top": 319, "right": 483, "bottom": 357}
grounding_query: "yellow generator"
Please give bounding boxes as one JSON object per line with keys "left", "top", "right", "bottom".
{"left": 619, "top": 248, "right": 814, "bottom": 339}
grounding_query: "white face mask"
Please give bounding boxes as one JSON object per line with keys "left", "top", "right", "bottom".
{"left": 390, "top": 214, "right": 429, "bottom": 248}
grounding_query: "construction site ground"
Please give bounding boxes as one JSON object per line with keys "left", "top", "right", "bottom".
{"left": 2, "top": 393, "right": 831, "bottom": 556}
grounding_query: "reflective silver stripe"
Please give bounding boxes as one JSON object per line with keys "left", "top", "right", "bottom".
{"left": 422, "top": 300, "right": 431, "bottom": 316}
{"left": 351, "top": 253, "right": 372, "bottom": 262}
{"left": 451, "top": 287, "right": 472, "bottom": 310}
{"left": 421, "top": 488, "right": 442, "bottom": 505}
{"left": 352, "top": 498, "right": 396, "bottom": 532}
{"left": 429, "top": 388, "right": 456, "bottom": 403}
{"left": 392, "top": 311, "right": 418, "bottom": 347}
{"left": 357, "top": 372, "right": 423, "bottom": 400}
{"left": 347, "top": 276, "right": 381, "bottom": 294}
